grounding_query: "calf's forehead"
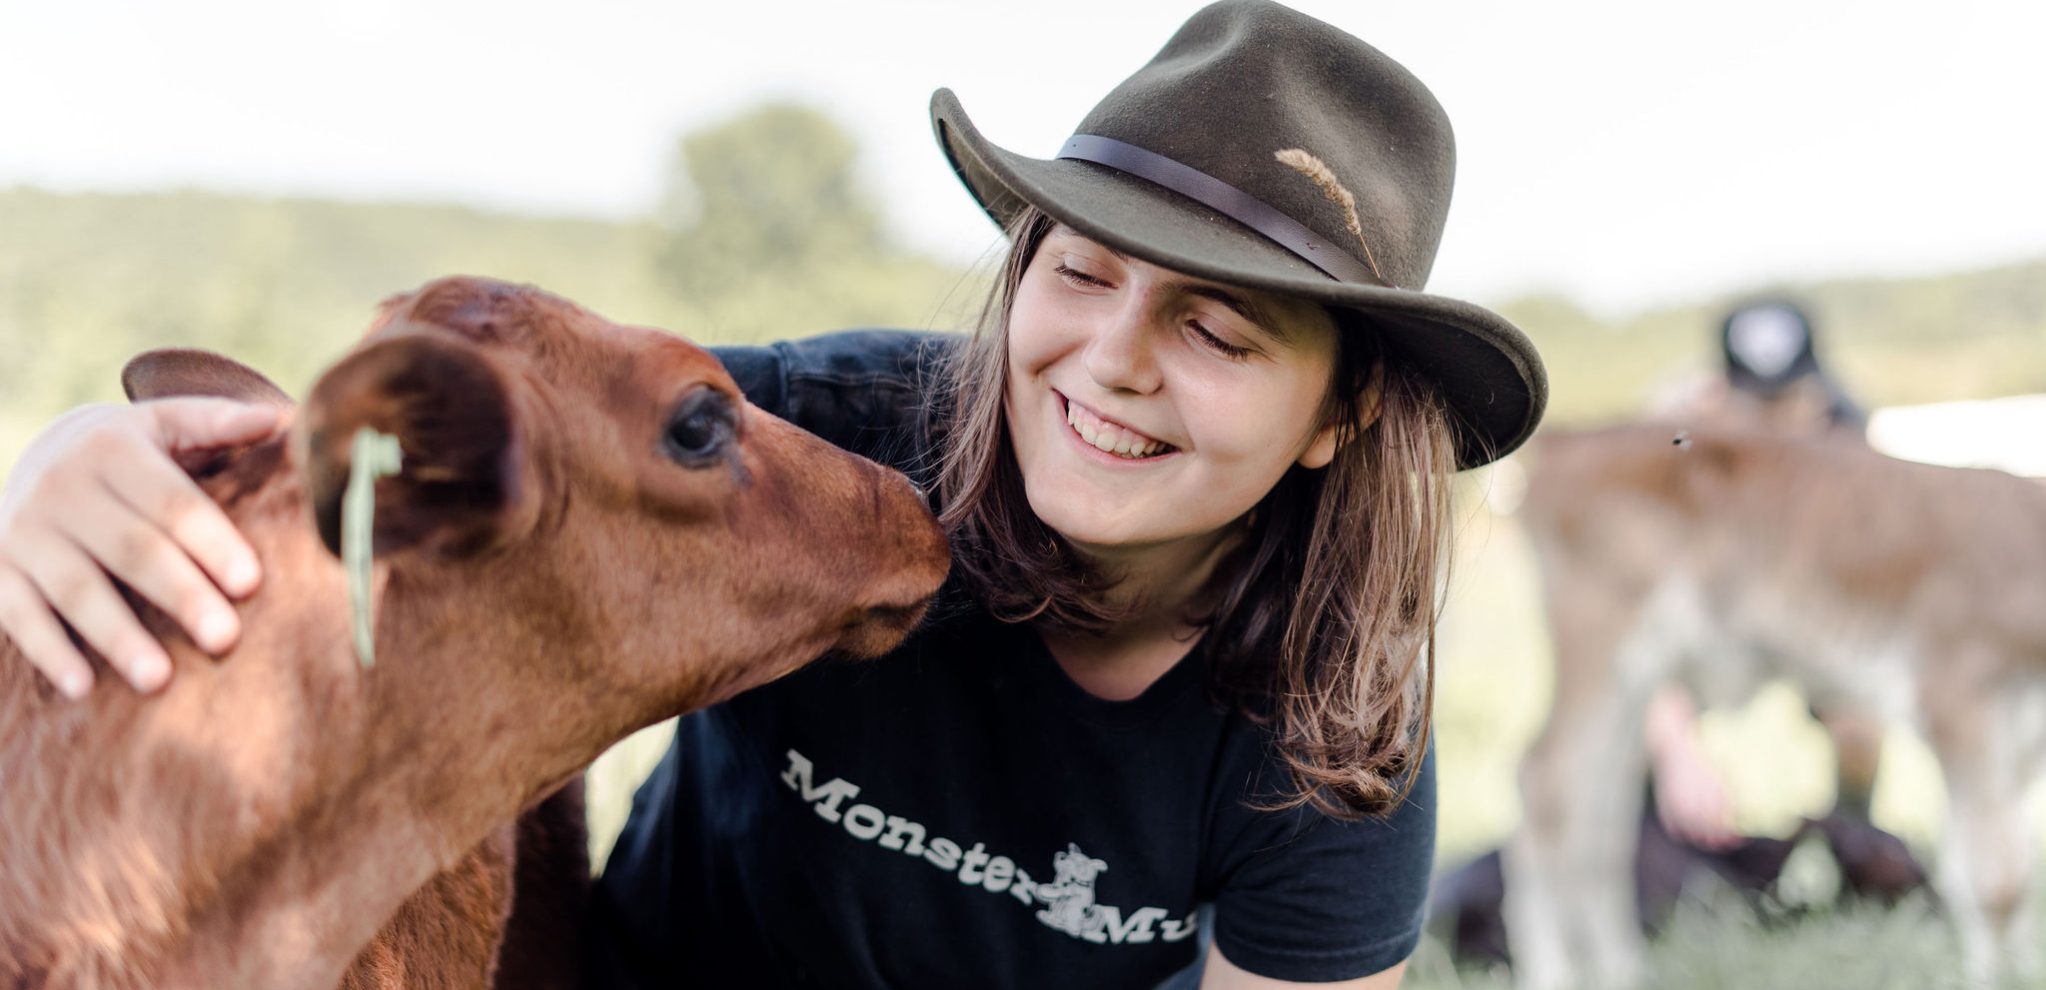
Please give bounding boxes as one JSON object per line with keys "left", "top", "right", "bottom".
{"left": 553, "top": 320, "right": 737, "bottom": 417}
{"left": 379, "top": 277, "right": 734, "bottom": 400}
{"left": 596, "top": 321, "right": 728, "bottom": 383}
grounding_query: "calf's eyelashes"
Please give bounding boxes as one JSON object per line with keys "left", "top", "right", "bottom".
{"left": 661, "top": 387, "right": 738, "bottom": 468}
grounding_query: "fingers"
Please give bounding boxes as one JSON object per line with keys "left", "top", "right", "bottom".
{"left": 1658, "top": 784, "right": 1740, "bottom": 850}
{"left": 101, "top": 429, "right": 263, "bottom": 601}
{"left": 0, "top": 398, "right": 275, "bottom": 699}
{"left": 145, "top": 398, "right": 282, "bottom": 454}
{"left": 68, "top": 483, "right": 241, "bottom": 655}
{"left": 10, "top": 528, "right": 172, "bottom": 694}
{"left": 0, "top": 562, "right": 95, "bottom": 699}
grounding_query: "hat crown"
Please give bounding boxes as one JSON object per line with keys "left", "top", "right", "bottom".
{"left": 1073, "top": 0, "right": 1455, "bottom": 290}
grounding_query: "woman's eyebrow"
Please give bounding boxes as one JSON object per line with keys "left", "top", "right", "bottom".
{"left": 1181, "top": 284, "right": 1266, "bottom": 326}
{"left": 1087, "top": 236, "right": 1288, "bottom": 343}
{"left": 1173, "top": 281, "right": 1287, "bottom": 344}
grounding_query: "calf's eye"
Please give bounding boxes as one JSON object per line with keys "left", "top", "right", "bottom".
{"left": 663, "top": 388, "right": 737, "bottom": 466}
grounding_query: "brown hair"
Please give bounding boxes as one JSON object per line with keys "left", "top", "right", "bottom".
{"left": 928, "top": 207, "right": 1457, "bottom": 819}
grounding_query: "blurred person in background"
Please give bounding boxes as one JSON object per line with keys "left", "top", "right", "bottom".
{"left": 1652, "top": 297, "right": 1866, "bottom": 436}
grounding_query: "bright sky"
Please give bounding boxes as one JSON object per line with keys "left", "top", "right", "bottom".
{"left": 1, "top": 0, "right": 2040, "bottom": 314}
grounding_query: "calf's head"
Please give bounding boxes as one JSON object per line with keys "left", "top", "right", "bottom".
{"left": 141, "top": 276, "right": 949, "bottom": 724}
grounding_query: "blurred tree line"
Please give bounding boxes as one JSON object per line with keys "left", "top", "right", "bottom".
{"left": 2, "top": 99, "right": 2044, "bottom": 470}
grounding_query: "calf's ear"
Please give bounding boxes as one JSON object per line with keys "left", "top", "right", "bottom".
{"left": 123, "top": 348, "right": 293, "bottom": 477}
{"left": 302, "top": 331, "right": 532, "bottom": 560}
{"left": 123, "top": 348, "right": 293, "bottom": 406}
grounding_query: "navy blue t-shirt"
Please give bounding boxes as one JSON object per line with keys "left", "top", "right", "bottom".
{"left": 581, "top": 331, "right": 1434, "bottom": 988}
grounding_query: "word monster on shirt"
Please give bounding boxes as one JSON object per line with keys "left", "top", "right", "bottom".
{"left": 781, "top": 748, "right": 1199, "bottom": 946}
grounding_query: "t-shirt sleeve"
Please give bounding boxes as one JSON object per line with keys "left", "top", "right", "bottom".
{"left": 1206, "top": 744, "right": 1436, "bottom": 982}
{"left": 708, "top": 329, "right": 957, "bottom": 474}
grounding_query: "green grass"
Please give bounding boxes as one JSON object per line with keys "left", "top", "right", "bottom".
{"left": 1406, "top": 886, "right": 1999, "bottom": 990}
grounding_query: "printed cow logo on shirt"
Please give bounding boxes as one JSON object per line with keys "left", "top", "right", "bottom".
{"left": 1035, "top": 844, "right": 1109, "bottom": 938}
{"left": 780, "top": 749, "right": 1197, "bottom": 945}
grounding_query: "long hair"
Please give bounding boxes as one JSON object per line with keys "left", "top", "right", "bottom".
{"left": 928, "top": 206, "right": 1457, "bottom": 819}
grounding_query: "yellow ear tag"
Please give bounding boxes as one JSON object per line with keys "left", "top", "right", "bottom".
{"left": 343, "top": 427, "right": 403, "bottom": 669}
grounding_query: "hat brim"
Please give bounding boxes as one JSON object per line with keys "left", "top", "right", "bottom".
{"left": 931, "top": 88, "right": 1546, "bottom": 469}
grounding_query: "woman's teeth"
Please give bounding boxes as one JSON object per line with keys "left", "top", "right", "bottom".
{"left": 1066, "top": 400, "right": 1170, "bottom": 459}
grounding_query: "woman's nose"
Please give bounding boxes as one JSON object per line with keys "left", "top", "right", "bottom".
{"left": 1082, "top": 305, "right": 1164, "bottom": 395}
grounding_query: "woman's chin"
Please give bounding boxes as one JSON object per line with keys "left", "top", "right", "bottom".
{"left": 1026, "top": 497, "right": 1220, "bottom": 560}
{"left": 1024, "top": 491, "right": 1145, "bottom": 553}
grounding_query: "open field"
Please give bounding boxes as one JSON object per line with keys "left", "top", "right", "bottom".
{"left": 1405, "top": 888, "right": 2007, "bottom": 990}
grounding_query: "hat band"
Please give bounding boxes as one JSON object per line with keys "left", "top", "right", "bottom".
{"left": 1056, "top": 134, "right": 1381, "bottom": 286}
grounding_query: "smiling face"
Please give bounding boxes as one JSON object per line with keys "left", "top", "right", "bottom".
{"left": 1003, "top": 225, "right": 1346, "bottom": 558}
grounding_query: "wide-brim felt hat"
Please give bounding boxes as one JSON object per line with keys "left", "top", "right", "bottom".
{"left": 931, "top": 0, "right": 1546, "bottom": 468}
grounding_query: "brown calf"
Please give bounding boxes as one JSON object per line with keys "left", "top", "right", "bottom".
{"left": 0, "top": 277, "right": 952, "bottom": 989}
{"left": 1503, "top": 424, "right": 2046, "bottom": 989}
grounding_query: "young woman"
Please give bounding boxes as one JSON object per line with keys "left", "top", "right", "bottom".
{"left": 0, "top": 2, "right": 1545, "bottom": 986}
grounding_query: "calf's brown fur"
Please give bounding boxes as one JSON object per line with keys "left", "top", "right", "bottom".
{"left": 0, "top": 276, "right": 951, "bottom": 989}
{"left": 1503, "top": 424, "right": 2046, "bottom": 989}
